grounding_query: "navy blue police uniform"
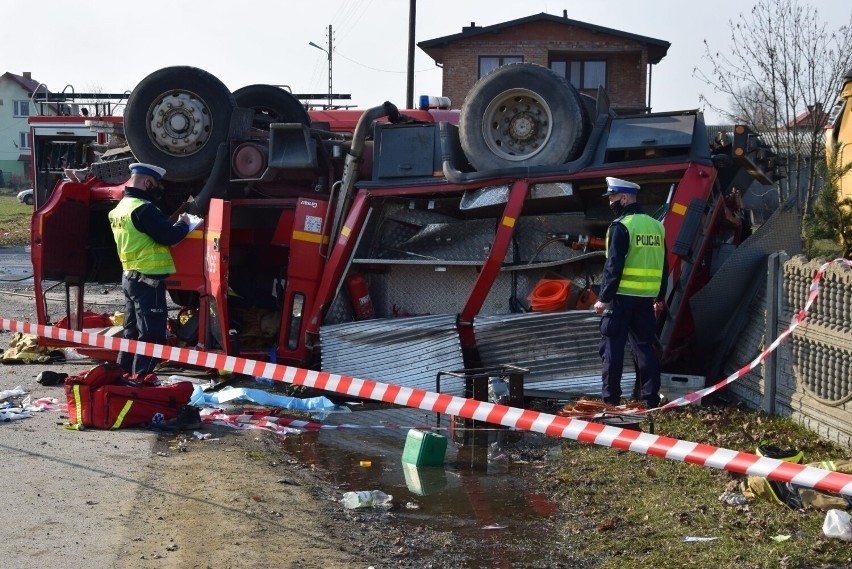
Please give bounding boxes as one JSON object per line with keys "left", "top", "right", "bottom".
{"left": 598, "top": 179, "right": 667, "bottom": 408}
{"left": 109, "top": 164, "right": 190, "bottom": 375}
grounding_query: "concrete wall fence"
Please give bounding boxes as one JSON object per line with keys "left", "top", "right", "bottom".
{"left": 724, "top": 252, "right": 852, "bottom": 448}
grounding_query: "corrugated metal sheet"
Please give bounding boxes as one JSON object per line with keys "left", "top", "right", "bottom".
{"left": 321, "top": 310, "right": 637, "bottom": 398}
{"left": 320, "top": 314, "right": 465, "bottom": 395}
{"left": 691, "top": 202, "right": 802, "bottom": 345}
{"left": 474, "top": 311, "right": 634, "bottom": 394}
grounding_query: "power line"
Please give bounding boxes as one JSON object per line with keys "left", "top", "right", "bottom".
{"left": 334, "top": 51, "right": 440, "bottom": 74}
{"left": 335, "top": 0, "right": 374, "bottom": 42}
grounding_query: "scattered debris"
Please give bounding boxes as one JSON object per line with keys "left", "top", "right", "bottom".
{"left": 719, "top": 491, "right": 747, "bottom": 506}
{"left": 341, "top": 490, "right": 392, "bottom": 509}
{"left": 823, "top": 509, "right": 852, "bottom": 542}
{"left": 482, "top": 523, "right": 508, "bottom": 530}
{"left": 37, "top": 370, "right": 68, "bottom": 386}
{"left": 0, "top": 385, "right": 26, "bottom": 401}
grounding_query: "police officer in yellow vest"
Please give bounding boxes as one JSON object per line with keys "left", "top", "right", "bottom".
{"left": 593, "top": 177, "right": 666, "bottom": 408}
{"left": 109, "top": 163, "right": 193, "bottom": 375}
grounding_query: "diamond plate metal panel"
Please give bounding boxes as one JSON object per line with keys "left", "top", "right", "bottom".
{"left": 91, "top": 157, "right": 133, "bottom": 184}
{"left": 355, "top": 197, "right": 601, "bottom": 267}
{"left": 320, "top": 314, "right": 465, "bottom": 394}
{"left": 353, "top": 265, "right": 599, "bottom": 318}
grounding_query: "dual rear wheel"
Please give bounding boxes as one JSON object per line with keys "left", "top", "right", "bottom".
{"left": 124, "top": 63, "right": 591, "bottom": 181}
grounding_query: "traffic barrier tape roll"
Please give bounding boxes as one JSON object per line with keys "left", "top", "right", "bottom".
{"left": 2, "top": 259, "right": 851, "bottom": 496}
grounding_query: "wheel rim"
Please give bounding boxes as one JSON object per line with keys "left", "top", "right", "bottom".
{"left": 480, "top": 88, "right": 553, "bottom": 162}
{"left": 146, "top": 90, "right": 213, "bottom": 157}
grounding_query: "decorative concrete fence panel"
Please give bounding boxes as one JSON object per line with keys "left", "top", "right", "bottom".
{"left": 724, "top": 253, "right": 852, "bottom": 447}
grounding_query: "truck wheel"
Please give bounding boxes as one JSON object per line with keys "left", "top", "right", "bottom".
{"left": 459, "top": 63, "right": 590, "bottom": 170}
{"left": 125, "top": 66, "right": 236, "bottom": 182}
{"left": 233, "top": 84, "right": 311, "bottom": 130}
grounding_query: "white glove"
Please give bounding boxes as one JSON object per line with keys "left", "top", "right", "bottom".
{"left": 177, "top": 212, "right": 191, "bottom": 225}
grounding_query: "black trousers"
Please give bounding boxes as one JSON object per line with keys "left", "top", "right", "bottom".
{"left": 118, "top": 273, "right": 167, "bottom": 375}
{"left": 599, "top": 295, "right": 661, "bottom": 407}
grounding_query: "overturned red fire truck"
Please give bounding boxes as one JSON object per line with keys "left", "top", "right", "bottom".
{"left": 28, "top": 63, "right": 783, "bottom": 396}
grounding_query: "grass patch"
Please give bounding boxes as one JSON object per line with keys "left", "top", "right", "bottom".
{"left": 542, "top": 404, "right": 852, "bottom": 568}
{"left": 0, "top": 188, "right": 33, "bottom": 247}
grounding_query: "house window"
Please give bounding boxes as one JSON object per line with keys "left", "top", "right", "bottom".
{"left": 550, "top": 60, "right": 607, "bottom": 90}
{"left": 19, "top": 132, "right": 30, "bottom": 149}
{"left": 479, "top": 56, "right": 523, "bottom": 78}
{"left": 14, "top": 100, "right": 30, "bottom": 117}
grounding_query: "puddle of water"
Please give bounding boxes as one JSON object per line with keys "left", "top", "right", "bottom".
{"left": 276, "top": 405, "right": 562, "bottom": 567}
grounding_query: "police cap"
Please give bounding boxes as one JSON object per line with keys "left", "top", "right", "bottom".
{"left": 602, "top": 177, "right": 640, "bottom": 196}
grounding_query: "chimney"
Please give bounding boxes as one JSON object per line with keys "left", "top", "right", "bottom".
{"left": 23, "top": 71, "right": 31, "bottom": 80}
{"left": 563, "top": 9, "right": 568, "bottom": 18}
{"left": 462, "top": 21, "right": 478, "bottom": 33}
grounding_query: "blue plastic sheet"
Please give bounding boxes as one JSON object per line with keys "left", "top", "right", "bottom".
{"left": 188, "top": 385, "right": 345, "bottom": 414}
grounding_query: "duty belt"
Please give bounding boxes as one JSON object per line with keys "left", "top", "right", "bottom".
{"left": 123, "top": 270, "right": 162, "bottom": 288}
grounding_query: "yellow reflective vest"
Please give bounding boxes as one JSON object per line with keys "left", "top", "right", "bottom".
{"left": 606, "top": 213, "right": 665, "bottom": 297}
{"left": 109, "top": 197, "right": 176, "bottom": 274}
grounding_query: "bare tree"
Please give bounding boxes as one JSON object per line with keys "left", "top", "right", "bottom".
{"left": 696, "top": 0, "right": 852, "bottom": 214}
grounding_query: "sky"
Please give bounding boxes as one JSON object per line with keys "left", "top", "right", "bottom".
{"left": 5, "top": 0, "right": 852, "bottom": 124}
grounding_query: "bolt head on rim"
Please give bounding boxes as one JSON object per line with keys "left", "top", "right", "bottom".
{"left": 481, "top": 88, "right": 553, "bottom": 161}
{"left": 147, "top": 91, "right": 212, "bottom": 156}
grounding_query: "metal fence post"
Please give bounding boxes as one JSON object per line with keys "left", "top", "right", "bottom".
{"left": 763, "top": 251, "right": 788, "bottom": 413}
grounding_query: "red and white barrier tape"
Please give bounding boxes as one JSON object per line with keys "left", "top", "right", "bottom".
{"left": 650, "top": 257, "right": 852, "bottom": 412}
{"left": 3, "top": 308, "right": 852, "bottom": 497}
{"left": 202, "top": 410, "right": 304, "bottom": 437}
{"left": 202, "top": 409, "right": 446, "bottom": 433}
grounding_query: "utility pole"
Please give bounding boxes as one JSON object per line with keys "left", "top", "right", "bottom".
{"left": 309, "top": 24, "right": 334, "bottom": 109}
{"left": 406, "top": 0, "right": 416, "bottom": 109}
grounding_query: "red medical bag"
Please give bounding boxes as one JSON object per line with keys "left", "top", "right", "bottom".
{"left": 64, "top": 363, "right": 193, "bottom": 429}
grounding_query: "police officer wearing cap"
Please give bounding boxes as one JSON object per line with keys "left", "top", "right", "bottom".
{"left": 593, "top": 177, "right": 667, "bottom": 408}
{"left": 109, "top": 163, "right": 193, "bottom": 375}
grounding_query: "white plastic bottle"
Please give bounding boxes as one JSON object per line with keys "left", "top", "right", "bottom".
{"left": 342, "top": 490, "right": 392, "bottom": 509}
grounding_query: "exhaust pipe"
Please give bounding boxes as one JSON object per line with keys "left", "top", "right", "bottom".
{"left": 328, "top": 101, "right": 399, "bottom": 244}
{"left": 188, "top": 142, "right": 231, "bottom": 217}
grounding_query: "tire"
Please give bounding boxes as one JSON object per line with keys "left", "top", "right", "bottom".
{"left": 459, "top": 63, "right": 591, "bottom": 171}
{"left": 233, "top": 84, "right": 310, "bottom": 130}
{"left": 24, "top": 195, "right": 33, "bottom": 206}
{"left": 125, "top": 66, "right": 236, "bottom": 182}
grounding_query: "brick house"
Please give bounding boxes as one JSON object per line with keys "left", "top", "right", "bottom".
{"left": 418, "top": 11, "right": 670, "bottom": 115}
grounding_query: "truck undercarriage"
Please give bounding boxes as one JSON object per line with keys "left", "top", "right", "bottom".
{"left": 29, "top": 63, "right": 783, "bottom": 398}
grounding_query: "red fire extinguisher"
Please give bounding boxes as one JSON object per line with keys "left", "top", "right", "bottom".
{"left": 345, "top": 273, "right": 375, "bottom": 320}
